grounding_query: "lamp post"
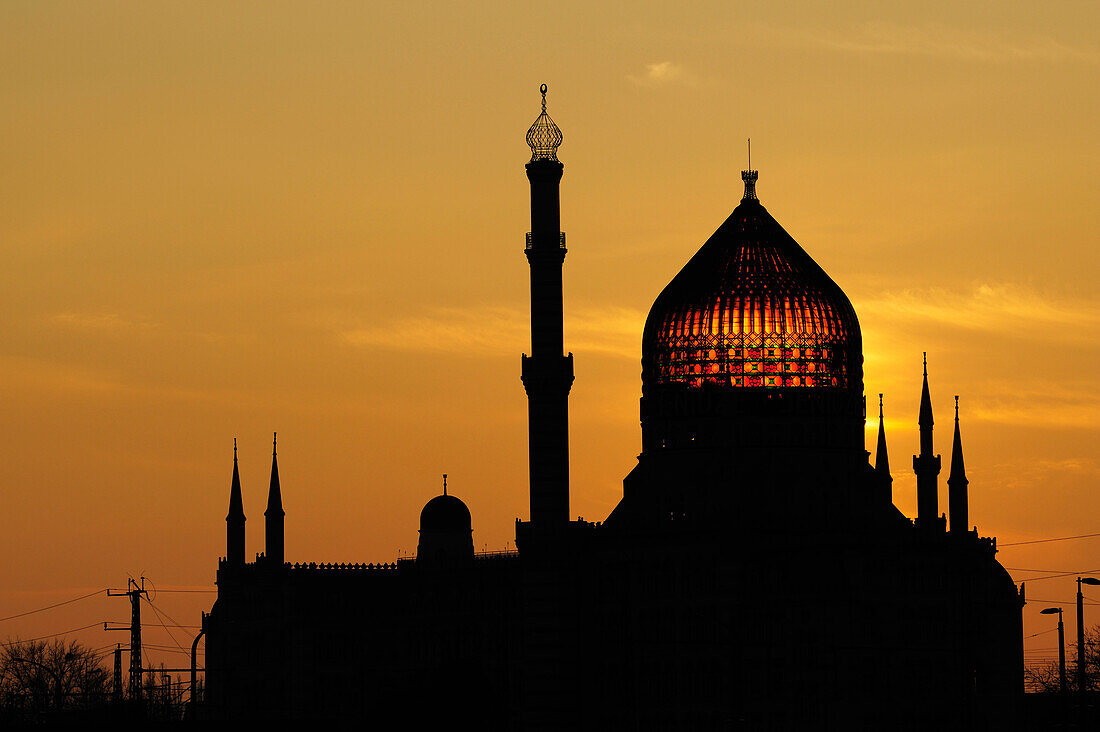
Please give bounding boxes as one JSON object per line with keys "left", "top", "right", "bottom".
{"left": 1077, "top": 577, "right": 1100, "bottom": 715}
{"left": 1042, "top": 607, "right": 1067, "bottom": 694}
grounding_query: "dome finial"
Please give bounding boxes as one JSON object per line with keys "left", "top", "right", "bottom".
{"left": 443, "top": 473, "right": 448, "bottom": 496}
{"left": 741, "top": 137, "right": 758, "bottom": 202}
{"left": 526, "top": 83, "right": 563, "bottom": 162}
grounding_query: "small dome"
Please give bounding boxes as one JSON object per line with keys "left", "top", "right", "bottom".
{"left": 419, "top": 494, "right": 472, "bottom": 533}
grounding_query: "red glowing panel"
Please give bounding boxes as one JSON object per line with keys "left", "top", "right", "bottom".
{"left": 647, "top": 295, "right": 853, "bottom": 390}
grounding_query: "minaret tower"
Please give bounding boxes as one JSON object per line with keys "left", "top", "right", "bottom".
{"left": 875, "top": 394, "right": 892, "bottom": 504}
{"left": 226, "top": 438, "right": 245, "bottom": 566}
{"left": 948, "top": 395, "right": 969, "bottom": 534}
{"left": 521, "top": 84, "right": 573, "bottom": 526}
{"left": 913, "top": 353, "right": 942, "bottom": 529}
{"left": 265, "top": 432, "right": 285, "bottom": 565}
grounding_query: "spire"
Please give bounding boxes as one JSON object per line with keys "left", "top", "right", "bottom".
{"left": 919, "top": 352, "right": 933, "bottom": 429}
{"left": 264, "top": 432, "right": 284, "bottom": 565}
{"left": 949, "top": 396, "right": 965, "bottom": 480}
{"left": 913, "top": 353, "right": 941, "bottom": 530}
{"left": 875, "top": 393, "right": 893, "bottom": 506}
{"left": 875, "top": 394, "right": 890, "bottom": 476}
{"left": 226, "top": 438, "right": 245, "bottom": 566}
{"left": 948, "top": 395, "right": 970, "bottom": 534}
{"left": 526, "top": 84, "right": 563, "bottom": 162}
{"left": 227, "top": 438, "right": 244, "bottom": 518}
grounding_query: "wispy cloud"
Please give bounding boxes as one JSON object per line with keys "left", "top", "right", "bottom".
{"left": 987, "top": 456, "right": 1100, "bottom": 492}
{"left": 967, "top": 381, "right": 1100, "bottom": 429}
{"left": 48, "top": 311, "right": 151, "bottom": 333}
{"left": 852, "top": 283, "right": 1099, "bottom": 429}
{"left": 627, "top": 61, "right": 695, "bottom": 86}
{"left": 341, "top": 305, "right": 645, "bottom": 360}
{"left": 855, "top": 283, "right": 1100, "bottom": 345}
{"left": 756, "top": 22, "right": 1100, "bottom": 65}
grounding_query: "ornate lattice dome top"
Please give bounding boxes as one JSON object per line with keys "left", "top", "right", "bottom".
{"left": 526, "top": 84, "right": 562, "bottom": 162}
{"left": 642, "top": 171, "right": 861, "bottom": 394}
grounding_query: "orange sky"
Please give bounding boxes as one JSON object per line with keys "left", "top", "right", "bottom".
{"left": 1, "top": 1, "right": 1098, "bottom": 676}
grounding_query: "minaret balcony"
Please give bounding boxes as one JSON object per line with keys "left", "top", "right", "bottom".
{"left": 525, "top": 231, "right": 567, "bottom": 252}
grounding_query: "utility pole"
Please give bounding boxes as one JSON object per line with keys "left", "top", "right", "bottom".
{"left": 107, "top": 578, "right": 149, "bottom": 703}
{"left": 1077, "top": 576, "right": 1100, "bottom": 726}
{"left": 1053, "top": 609, "right": 1068, "bottom": 695}
{"left": 112, "top": 644, "right": 123, "bottom": 703}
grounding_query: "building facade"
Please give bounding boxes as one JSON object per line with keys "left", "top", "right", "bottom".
{"left": 203, "top": 88, "right": 1024, "bottom": 730}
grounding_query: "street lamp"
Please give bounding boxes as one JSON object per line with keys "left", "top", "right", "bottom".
{"left": 1041, "top": 607, "right": 1067, "bottom": 694}
{"left": 1078, "top": 577, "right": 1100, "bottom": 699}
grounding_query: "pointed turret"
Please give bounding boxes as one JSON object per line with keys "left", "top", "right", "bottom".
{"left": 948, "top": 396, "right": 969, "bottom": 534}
{"left": 875, "top": 394, "right": 890, "bottom": 475}
{"left": 918, "top": 353, "right": 934, "bottom": 447}
{"left": 875, "top": 394, "right": 892, "bottom": 504}
{"left": 913, "top": 353, "right": 942, "bottom": 530}
{"left": 226, "top": 438, "right": 245, "bottom": 566}
{"left": 264, "top": 432, "right": 284, "bottom": 566}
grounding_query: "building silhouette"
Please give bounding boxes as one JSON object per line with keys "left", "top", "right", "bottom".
{"left": 204, "top": 88, "right": 1024, "bottom": 729}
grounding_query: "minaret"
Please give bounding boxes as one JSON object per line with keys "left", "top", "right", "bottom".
{"left": 226, "top": 438, "right": 245, "bottom": 566}
{"left": 875, "top": 394, "right": 892, "bottom": 503}
{"left": 913, "top": 353, "right": 941, "bottom": 529}
{"left": 521, "top": 84, "right": 573, "bottom": 526}
{"left": 948, "top": 395, "right": 969, "bottom": 534}
{"left": 264, "top": 432, "right": 284, "bottom": 565}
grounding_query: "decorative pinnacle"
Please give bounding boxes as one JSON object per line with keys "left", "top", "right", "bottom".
{"left": 741, "top": 138, "right": 758, "bottom": 202}
{"left": 879, "top": 393, "right": 884, "bottom": 419}
{"left": 443, "top": 473, "right": 448, "bottom": 496}
{"left": 526, "top": 83, "right": 563, "bottom": 162}
{"left": 233, "top": 437, "right": 237, "bottom": 459}
{"left": 923, "top": 351, "right": 927, "bottom": 376}
{"left": 955, "top": 395, "right": 959, "bottom": 421}
{"left": 272, "top": 431, "right": 277, "bottom": 456}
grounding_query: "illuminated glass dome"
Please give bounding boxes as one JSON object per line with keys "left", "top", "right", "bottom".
{"left": 642, "top": 171, "right": 861, "bottom": 395}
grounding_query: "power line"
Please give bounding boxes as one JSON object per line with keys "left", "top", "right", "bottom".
{"left": 1027, "top": 597, "right": 1100, "bottom": 606}
{"left": 0, "top": 589, "right": 104, "bottom": 622}
{"left": 1008, "top": 567, "right": 1100, "bottom": 574}
{"left": 1001, "top": 532, "right": 1100, "bottom": 548}
{"left": 143, "top": 598, "right": 186, "bottom": 657}
{"left": 1025, "top": 628, "right": 1058, "bottom": 639}
{"left": 139, "top": 622, "right": 202, "bottom": 629}
{"left": 0, "top": 622, "right": 103, "bottom": 645}
{"left": 1010, "top": 568, "right": 1100, "bottom": 582}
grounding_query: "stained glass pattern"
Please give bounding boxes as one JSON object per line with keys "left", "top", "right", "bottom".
{"left": 642, "top": 202, "right": 861, "bottom": 392}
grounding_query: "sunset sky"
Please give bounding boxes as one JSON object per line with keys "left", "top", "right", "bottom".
{"left": 2, "top": 2, "right": 1097, "bottom": 674}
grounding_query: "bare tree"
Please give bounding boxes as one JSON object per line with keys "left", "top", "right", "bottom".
{"left": 1026, "top": 624, "right": 1100, "bottom": 694}
{"left": 0, "top": 638, "right": 111, "bottom": 720}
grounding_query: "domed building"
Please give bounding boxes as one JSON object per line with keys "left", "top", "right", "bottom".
{"left": 416, "top": 479, "right": 474, "bottom": 567}
{"left": 203, "top": 89, "right": 1024, "bottom": 730}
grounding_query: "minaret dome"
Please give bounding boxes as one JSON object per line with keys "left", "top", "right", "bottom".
{"left": 526, "top": 84, "right": 563, "bottom": 162}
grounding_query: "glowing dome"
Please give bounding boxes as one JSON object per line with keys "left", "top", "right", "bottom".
{"left": 642, "top": 171, "right": 861, "bottom": 395}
